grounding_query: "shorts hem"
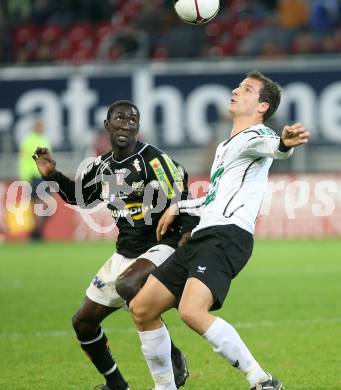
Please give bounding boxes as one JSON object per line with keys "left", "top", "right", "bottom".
{"left": 151, "top": 270, "right": 179, "bottom": 304}
{"left": 188, "top": 274, "right": 223, "bottom": 311}
{"left": 85, "top": 291, "right": 123, "bottom": 309}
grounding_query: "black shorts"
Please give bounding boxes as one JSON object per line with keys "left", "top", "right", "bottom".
{"left": 152, "top": 224, "right": 253, "bottom": 311}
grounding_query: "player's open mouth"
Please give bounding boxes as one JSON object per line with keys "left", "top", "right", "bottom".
{"left": 117, "top": 135, "right": 129, "bottom": 141}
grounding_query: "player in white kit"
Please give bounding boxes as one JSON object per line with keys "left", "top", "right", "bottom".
{"left": 129, "top": 71, "right": 310, "bottom": 390}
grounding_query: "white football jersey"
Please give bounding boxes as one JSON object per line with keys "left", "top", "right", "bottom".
{"left": 179, "top": 124, "right": 293, "bottom": 234}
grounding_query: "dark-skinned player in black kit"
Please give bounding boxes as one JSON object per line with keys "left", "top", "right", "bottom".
{"left": 33, "top": 100, "right": 198, "bottom": 390}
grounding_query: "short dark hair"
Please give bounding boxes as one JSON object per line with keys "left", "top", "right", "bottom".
{"left": 247, "top": 70, "right": 281, "bottom": 121}
{"left": 107, "top": 100, "right": 140, "bottom": 121}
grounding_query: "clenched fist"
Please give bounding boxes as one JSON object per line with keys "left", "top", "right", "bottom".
{"left": 32, "top": 147, "right": 57, "bottom": 177}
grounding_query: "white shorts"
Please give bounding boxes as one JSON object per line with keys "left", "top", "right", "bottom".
{"left": 86, "top": 244, "right": 175, "bottom": 308}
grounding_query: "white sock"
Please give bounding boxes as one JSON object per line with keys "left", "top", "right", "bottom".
{"left": 203, "top": 317, "right": 268, "bottom": 386}
{"left": 138, "top": 324, "right": 176, "bottom": 390}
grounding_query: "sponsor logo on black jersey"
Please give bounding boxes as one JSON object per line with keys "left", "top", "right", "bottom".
{"left": 114, "top": 168, "right": 127, "bottom": 185}
{"left": 149, "top": 158, "right": 175, "bottom": 199}
{"left": 131, "top": 180, "right": 145, "bottom": 196}
{"left": 110, "top": 202, "right": 152, "bottom": 220}
{"left": 133, "top": 158, "right": 142, "bottom": 172}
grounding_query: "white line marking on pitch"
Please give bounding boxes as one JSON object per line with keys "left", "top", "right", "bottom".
{"left": 1, "top": 317, "right": 341, "bottom": 339}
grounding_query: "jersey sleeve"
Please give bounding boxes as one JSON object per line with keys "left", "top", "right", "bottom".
{"left": 178, "top": 197, "right": 205, "bottom": 217}
{"left": 241, "top": 130, "right": 294, "bottom": 160}
{"left": 42, "top": 158, "right": 102, "bottom": 207}
{"left": 175, "top": 168, "right": 200, "bottom": 233}
{"left": 147, "top": 151, "right": 187, "bottom": 201}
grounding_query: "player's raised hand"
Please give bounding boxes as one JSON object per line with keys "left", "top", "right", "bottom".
{"left": 156, "top": 203, "right": 178, "bottom": 241}
{"left": 281, "top": 123, "right": 310, "bottom": 148}
{"left": 32, "top": 147, "right": 57, "bottom": 177}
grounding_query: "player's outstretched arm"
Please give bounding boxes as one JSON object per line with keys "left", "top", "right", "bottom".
{"left": 281, "top": 122, "right": 310, "bottom": 148}
{"left": 33, "top": 147, "right": 102, "bottom": 207}
{"left": 241, "top": 123, "right": 310, "bottom": 159}
{"left": 32, "top": 147, "right": 57, "bottom": 177}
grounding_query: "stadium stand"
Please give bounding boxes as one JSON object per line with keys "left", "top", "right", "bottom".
{"left": 1, "top": 0, "right": 341, "bottom": 64}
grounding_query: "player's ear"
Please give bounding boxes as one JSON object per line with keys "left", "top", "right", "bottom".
{"left": 258, "top": 101, "right": 269, "bottom": 116}
{"left": 104, "top": 119, "right": 109, "bottom": 131}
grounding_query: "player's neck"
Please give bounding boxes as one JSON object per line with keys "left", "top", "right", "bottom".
{"left": 111, "top": 141, "right": 137, "bottom": 160}
{"left": 230, "top": 116, "right": 263, "bottom": 138}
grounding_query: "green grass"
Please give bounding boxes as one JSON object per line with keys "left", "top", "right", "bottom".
{"left": 1, "top": 240, "right": 341, "bottom": 390}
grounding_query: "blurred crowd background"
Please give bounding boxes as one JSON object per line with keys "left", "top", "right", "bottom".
{"left": 0, "top": 0, "right": 341, "bottom": 64}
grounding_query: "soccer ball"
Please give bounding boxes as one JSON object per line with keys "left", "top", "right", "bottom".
{"left": 173, "top": 0, "right": 220, "bottom": 25}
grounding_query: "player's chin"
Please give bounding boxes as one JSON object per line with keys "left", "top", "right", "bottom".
{"left": 114, "top": 137, "right": 130, "bottom": 148}
{"left": 228, "top": 102, "right": 237, "bottom": 112}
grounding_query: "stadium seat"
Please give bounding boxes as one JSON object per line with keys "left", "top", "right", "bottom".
{"left": 54, "top": 45, "right": 73, "bottom": 62}
{"left": 13, "top": 24, "right": 39, "bottom": 62}
{"left": 71, "top": 47, "right": 96, "bottom": 64}
{"left": 95, "top": 21, "right": 121, "bottom": 43}
{"left": 120, "top": 1, "right": 144, "bottom": 24}
{"left": 231, "top": 18, "right": 260, "bottom": 41}
{"left": 205, "top": 20, "right": 225, "bottom": 39}
{"left": 14, "top": 24, "right": 39, "bottom": 48}
{"left": 40, "top": 25, "right": 65, "bottom": 44}
{"left": 152, "top": 46, "right": 169, "bottom": 60}
{"left": 68, "top": 23, "right": 94, "bottom": 50}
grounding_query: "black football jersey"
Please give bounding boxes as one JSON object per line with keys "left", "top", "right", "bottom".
{"left": 44, "top": 141, "right": 198, "bottom": 257}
